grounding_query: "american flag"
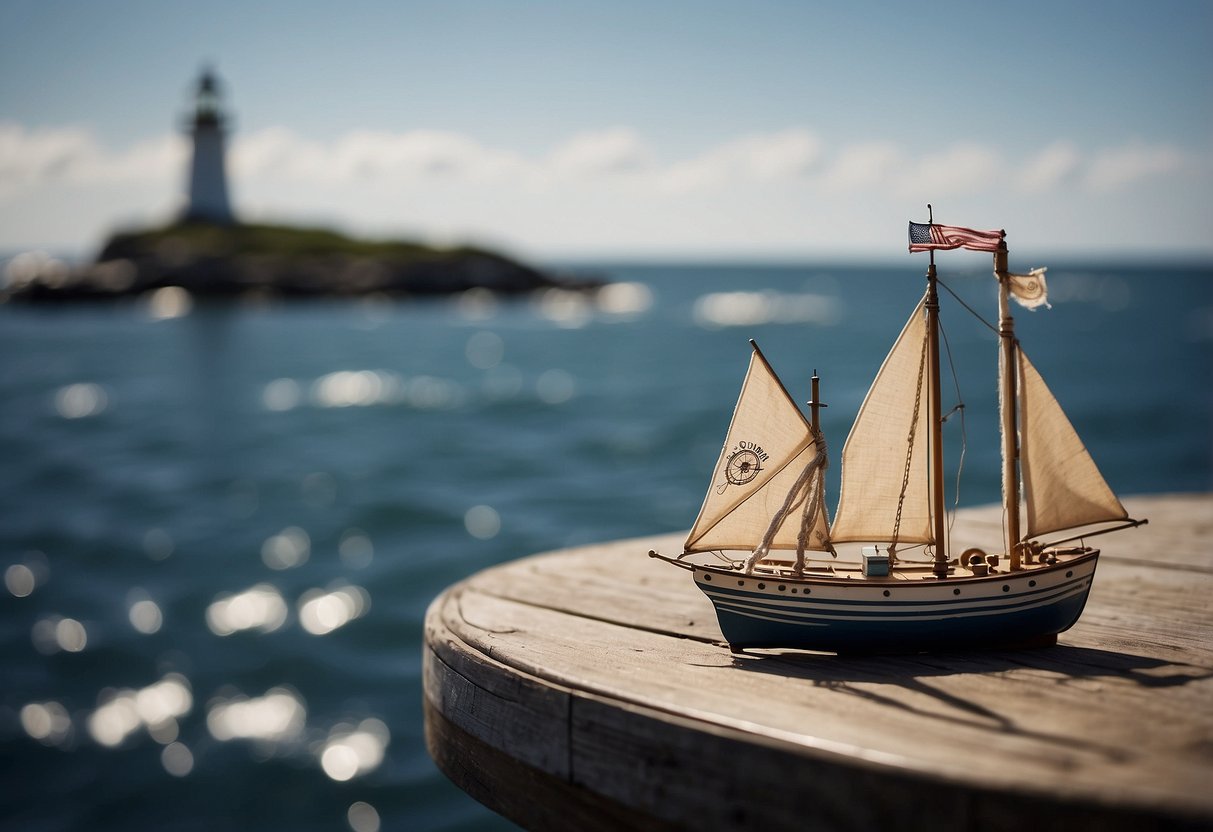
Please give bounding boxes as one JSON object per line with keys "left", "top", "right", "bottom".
{"left": 908, "top": 221, "right": 1004, "bottom": 253}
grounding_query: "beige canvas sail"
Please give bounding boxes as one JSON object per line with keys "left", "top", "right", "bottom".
{"left": 1018, "top": 349, "right": 1127, "bottom": 538}
{"left": 831, "top": 297, "right": 934, "bottom": 545}
{"left": 684, "top": 346, "right": 829, "bottom": 553}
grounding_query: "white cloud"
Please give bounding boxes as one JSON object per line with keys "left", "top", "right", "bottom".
{"left": 660, "top": 128, "right": 822, "bottom": 193}
{"left": 0, "top": 123, "right": 183, "bottom": 196}
{"left": 1016, "top": 141, "right": 1081, "bottom": 193}
{"left": 893, "top": 143, "right": 1004, "bottom": 198}
{"left": 232, "top": 128, "right": 528, "bottom": 185}
{"left": 548, "top": 127, "right": 653, "bottom": 177}
{"left": 1, "top": 120, "right": 1207, "bottom": 255}
{"left": 1085, "top": 143, "right": 1185, "bottom": 191}
{"left": 7, "top": 122, "right": 1195, "bottom": 202}
{"left": 818, "top": 141, "right": 904, "bottom": 192}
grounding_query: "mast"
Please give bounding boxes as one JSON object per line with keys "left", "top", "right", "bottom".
{"left": 925, "top": 260, "right": 948, "bottom": 578}
{"left": 807, "top": 369, "right": 826, "bottom": 433}
{"left": 925, "top": 207, "right": 948, "bottom": 578}
{"left": 995, "top": 244, "right": 1023, "bottom": 570}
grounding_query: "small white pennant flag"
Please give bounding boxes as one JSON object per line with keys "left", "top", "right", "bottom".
{"left": 1007, "top": 267, "right": 1050, "bottom": 310}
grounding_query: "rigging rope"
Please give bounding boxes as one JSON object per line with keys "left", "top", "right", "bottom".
{"left": 938, "top": 318, "right": 968, "bottom": 543}
{"left": 890, "top": 329, "right": 929, "bottom": 556}
{"left": 744, "top": 428, "right": 831, "bottom": 576}
{"left": 937, "top": 277, "right": 999, "bottom": 335}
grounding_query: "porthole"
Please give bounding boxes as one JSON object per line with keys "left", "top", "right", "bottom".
{"left": 758, "top": 583, "right": 766, "bottom": 590}
{"left": 804, "top": 588, "right": 811, "bottom": 595}
{"left": 1029, "top": 580, "right": 1036, "bottom": 587}
{"left": 953, "top": 588, "right": 960, "bottom": 595}
{"left": 778, "top": 585, "right": 786, "bottom": 592}
{"left": 883, "top": 590, "right": 891, "bottom": 597}
{"left": 703, "top": 574, "right": 711, "bottom": 581}
{"left": 1066, "top": 571, "right": 1073, "bottom": 578}
{"left": 791, "top": 588, "right": 797, "bottom": 594}
{"left": 738, "top": 580, "right": 745, "bottom": 587}
{"left": 1002, "top": 585, "right": 1010, "bottom": 592}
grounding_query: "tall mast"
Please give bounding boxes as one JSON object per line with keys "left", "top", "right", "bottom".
{"left": 995, "top": 244, "right": 1023, "bottom": 570}
{"left": 925, "top": 207, "right": 948, "bottom": 578}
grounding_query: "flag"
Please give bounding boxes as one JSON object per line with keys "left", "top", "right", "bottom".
{"left": 1005, "top": 267, "right": 1050, "bottom": 310}
{"left": 908, "top": 221, "right": 1004, "bottom": 253}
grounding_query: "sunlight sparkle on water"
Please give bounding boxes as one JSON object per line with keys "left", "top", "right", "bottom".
{"left": 54, "top": 382, "right": 107, "bottom": 419}
{"left": 347, "top": 801, "right": 381, "bottom": 832}
{"left": 5, "top": 563, "right": 37, "bottom": 597}
{"left": 338, "top": 528, "right": 374, "bottom": 569}
{"left": 263, "top": 378, "right": 302, "bottom": 411}
{"left": 311, "top": 370, "right": 402, "bottom": 408}
{"left": 319, "top": 718, "right": 389, "bottom": 782}
{"left": 206, "top": 687, "right": 306, "bottom": 743}
{"left": 456, "top": 287, "right": 497, "bottom": 320}
{"left": 127, "top": 590, "right": 163, "bottom": 634}
{"left": 536, "top": 288, "right": 592, "bottom": 328}
{"left": 261, "top": 527, "right": 310, "bottom": 570}
{"left": 87, "top": 674, "right": 192, "bottom": 748}
{"left": 693, "top": 290, "right": 841, "bottom": 328}
{"left": 20, "top": 701, "right": 72, "bottom": 746}
{"left": 464, "top": 505, "right": 500, "bottom": 540}
{"left": 32, "top": 616, "right": 87, "bottom": 654}
{"left": 6, "top": 552, "right": 48, "bottom": 596}
{"left": 536, "top": 369, "right": 576, "bottom": 404}
{"left": 298, "top": 583, "right": 370, "bottom": 636}
{"left": 144, "top": 286, "right": 193, "bottom": 320}
{"left": 206, "top": 584, "right": 288, "bottom": 635}
{"left": 595, "top": 281, "right": 653, "bottom": 317}
{"left": 161, "top": 741, "right": 194, "bottom": 776}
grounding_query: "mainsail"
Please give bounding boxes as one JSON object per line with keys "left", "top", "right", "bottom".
{"left": 1017, "top": 349, "right": 1128, "bottom": 538}
{"left": 831, "top": 296, "right": 935, "bottom": 545}
{"left": 684, "top": 345, "right": 830, "bottom": 555}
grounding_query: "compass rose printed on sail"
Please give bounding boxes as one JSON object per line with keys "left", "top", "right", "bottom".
{"left": 686, "top": 345, "right": 830, "bottom": 554}
{"left": 721, "top": 441, "right": 770, "bottom": 490}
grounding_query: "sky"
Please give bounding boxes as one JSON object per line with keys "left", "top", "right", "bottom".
{"left": 1, "top": 0, "right": 1210, "bottom": 262}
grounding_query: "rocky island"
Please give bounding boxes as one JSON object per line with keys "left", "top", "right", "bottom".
{"left": 4, "top": 70, "right": 601, "bottom": 304}
{"left": 3, "top": 220, "right": 601, "bottom": 302}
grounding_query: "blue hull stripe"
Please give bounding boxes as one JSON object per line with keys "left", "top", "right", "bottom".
{"left": 701, "top": 576, "right": 1083, "bottom": 608}
{"left": 708, "top": 581, "right": 1089, "bottom": 624}
{"left": 702, "top": 579, "right": 1090, "bottom": 620}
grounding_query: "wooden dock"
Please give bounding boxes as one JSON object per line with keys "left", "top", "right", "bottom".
{"left": 424, "top": 493, "right": 1213, "bottom": 831}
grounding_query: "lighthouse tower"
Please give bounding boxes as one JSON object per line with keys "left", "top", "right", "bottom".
{"left": 182, "top": 68, "right": 235, "bottom": 224}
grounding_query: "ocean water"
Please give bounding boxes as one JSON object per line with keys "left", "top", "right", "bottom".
{"left": 1, "top": 262, "right": 1210, "bottom": 831}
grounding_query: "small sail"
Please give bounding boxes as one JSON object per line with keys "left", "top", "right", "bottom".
{"left": 684, "top": 346, "right": 830, "bottom": 554}
{"left": 831, "top": 297, "right": 935, "bottom": 545}
{"left": 1018, "top": 349, "right": 1128, "bottom": 538}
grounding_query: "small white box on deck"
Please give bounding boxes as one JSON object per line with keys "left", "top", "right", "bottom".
{"left": 861, "top": 546, "right": 890, "bottom": 577}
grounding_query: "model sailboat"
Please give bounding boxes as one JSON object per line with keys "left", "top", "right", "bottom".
{"left": 651, "top": 214, "right": 1145, "bottom": 652}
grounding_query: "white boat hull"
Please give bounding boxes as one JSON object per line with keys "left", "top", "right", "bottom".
{"left": 692, "top": 551, "right": 1099, "bottom": 652}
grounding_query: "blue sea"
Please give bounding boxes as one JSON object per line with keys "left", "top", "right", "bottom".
{"left": 1, "top": 261, "right": 1210, "bottom": 831}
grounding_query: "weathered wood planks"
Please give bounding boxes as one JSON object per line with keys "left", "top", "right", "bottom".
{"left": 424, "top": 494, "right": 1213, "bottom": 831}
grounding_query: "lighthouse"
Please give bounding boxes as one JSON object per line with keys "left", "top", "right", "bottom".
{"left": 182, "top": 68, "right": 235, "bottom": 224}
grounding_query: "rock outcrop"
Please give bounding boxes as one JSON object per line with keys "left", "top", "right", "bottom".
{"left": 5, "top": 221, "right": 601, "bottom": 301}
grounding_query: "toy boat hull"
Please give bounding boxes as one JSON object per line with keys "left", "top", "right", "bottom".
{"left": 693, "top": 550, "right": 1098, "bottom": 653}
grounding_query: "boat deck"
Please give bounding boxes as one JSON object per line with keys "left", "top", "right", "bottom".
{"left": 700, "top": 545, "right": 1094, "bottom": 582}
{"left": 424, "top": 494, "right": 1213, "bottom": 831}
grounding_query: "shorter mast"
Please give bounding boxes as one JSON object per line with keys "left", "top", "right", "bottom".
{"left": 996, "top": 244, "right": 1023, "bottom": 570}
{"left": 807, "top": 370, "right": 826, "bottom": 433}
